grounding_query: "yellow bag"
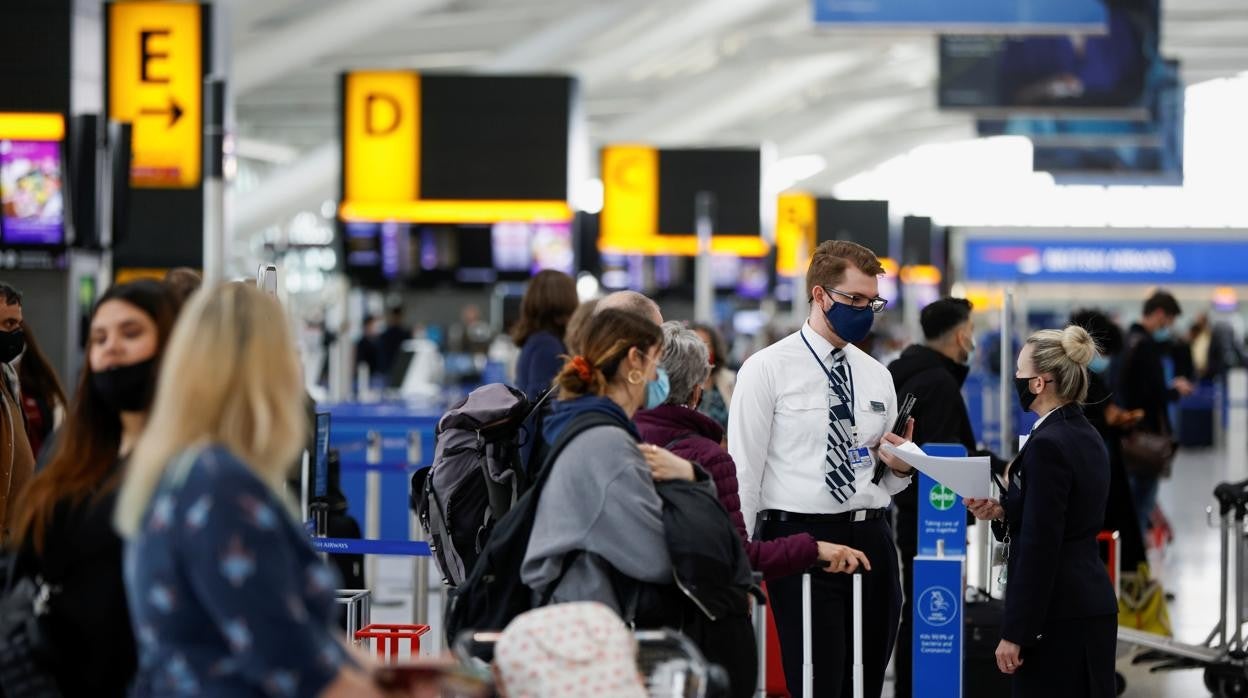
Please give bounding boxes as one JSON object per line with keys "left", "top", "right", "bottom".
{"left": 1118, "top": 564, "right": 1172, "bottom": 637}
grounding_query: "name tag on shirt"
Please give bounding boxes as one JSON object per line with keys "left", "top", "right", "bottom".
{"left": 870, "top": 401, "right": 886, "bottom": 413}
{"left": 849, "top": 446, "right": 873, "bottom": 472}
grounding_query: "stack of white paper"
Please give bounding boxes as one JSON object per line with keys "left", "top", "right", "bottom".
{"left": 882, "top": 441, "right": 991, "bottom": 500}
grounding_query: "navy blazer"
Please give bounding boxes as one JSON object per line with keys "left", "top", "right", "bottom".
{"left": 995, "top": 403, "right": 1119, "bottom": 647}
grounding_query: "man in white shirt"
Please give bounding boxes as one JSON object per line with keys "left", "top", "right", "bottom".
{"left": 729, "top": 240, "right": 915, "bottom": 698}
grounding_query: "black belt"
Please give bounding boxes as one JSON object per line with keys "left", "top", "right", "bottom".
{"left": 758, "top": 508, "right": 887, "bottom": 524}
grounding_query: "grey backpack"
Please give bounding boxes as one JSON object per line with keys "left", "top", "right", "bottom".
{"left": 411, "top": 383, "right": 550, "bottom": 587}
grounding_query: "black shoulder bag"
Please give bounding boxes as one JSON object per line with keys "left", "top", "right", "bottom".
{"left": 0, "top": 551, "right": 64, "bottom": 697}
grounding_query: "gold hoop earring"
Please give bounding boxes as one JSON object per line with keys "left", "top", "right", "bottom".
{"left": 627, "top": 369, "right": 644, "bottom": 385}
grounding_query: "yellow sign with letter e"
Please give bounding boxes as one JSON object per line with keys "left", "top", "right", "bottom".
{"left": 107, "top": 1, "right": 203, "bottom": 189}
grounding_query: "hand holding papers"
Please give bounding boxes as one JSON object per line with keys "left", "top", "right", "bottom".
{"left": 880, "top": 441, "right": 991, "bottom": 500}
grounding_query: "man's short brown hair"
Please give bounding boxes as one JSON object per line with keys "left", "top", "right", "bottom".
{"left": 807, "top": 240, "right": 885, "bottom": 295}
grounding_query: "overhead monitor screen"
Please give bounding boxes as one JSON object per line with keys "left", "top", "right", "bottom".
{"left": 816, "top": 199, "right": 889, "bottom": 256}
{"left": 529, "top": 221, "right": 574, "bottom": 275}
{"left": 491, "top": 221, "right": 532, "bottom": 272}
{"left": 938, "top": 0, "right": 1159, "bottom": 116}
{"left": 978, "top": 59, "right": 1182, "bottom": 183}
{"left": 736, "top": 258, "right": 771, "bottom": 300}
{"left": 0, "top": 139, "right": 64, "bottom": 246}
{"left": 420, "top": 75, "right": 573, "bottom": 201}
{"left": 657, "top": 148, "right": 762, "bottom": 237}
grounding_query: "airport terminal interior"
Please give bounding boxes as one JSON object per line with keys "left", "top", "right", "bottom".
{"left": 3, "top": 0, "right": 1248, "bottom": 696}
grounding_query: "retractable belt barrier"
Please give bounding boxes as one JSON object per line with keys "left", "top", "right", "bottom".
{"left": 313, "top": 537, "right": 431, "bottom": 557}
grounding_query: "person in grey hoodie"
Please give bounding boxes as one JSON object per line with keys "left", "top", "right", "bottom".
{"left": 521, "top": 308, "right": 699, "bottom": 617}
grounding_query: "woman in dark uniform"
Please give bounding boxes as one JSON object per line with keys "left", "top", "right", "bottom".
{"left": 966, "top": 325, "right": 1119, "bottom": 698}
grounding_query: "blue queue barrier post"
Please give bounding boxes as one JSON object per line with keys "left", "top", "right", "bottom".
{"left": 322, "top": 402, "right": 444, "bottom": 641}
{"left": 913, "top": 443, "right": 969, "bottom": 698}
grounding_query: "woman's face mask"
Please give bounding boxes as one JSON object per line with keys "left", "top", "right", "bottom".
{"left": 645, "top": 364, "right": 670, "bottom": 410}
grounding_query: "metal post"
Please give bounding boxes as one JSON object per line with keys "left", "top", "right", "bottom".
{"left": 694, "top": 191, "right": 715, "bottom": 325}
{"left": 999, "top": 288, "right": 1014, "bottom": 455}
{"left": 802, "top": 573, "right": 813, "bottom": 698}
{"left": 409, "top": 431, "right": 429, "bottom": 630}
{"left": 753, "top": 593, "right": 767, "bottom": 698}
{"left": 300, "top": 450, "right": 310, "bottom": 524}
{"left": 1235, "top": 504, "right": 1247, "bottom": 651}
{"left": 852, "top": 574, "right": 864, "bottom": 698}
{"left": 1218, "top": 509, "right": 1230, "bottom": 647}
{"left": 792, "top": 231, "right": 810, "bottom": 326}
{"left": 365, "top": 431, "right": 382, "bottom": 589}
{"left": 203, "top": 78, "right": 226, "bottom": 285}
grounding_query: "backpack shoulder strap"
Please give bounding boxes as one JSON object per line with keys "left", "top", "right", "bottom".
{"left": 531, "top": 412, "right": 625, "bottom": 490}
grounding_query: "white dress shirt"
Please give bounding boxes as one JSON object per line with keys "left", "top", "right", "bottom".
{"left": 729, "top": 323, "right": 912, "bottom": 538}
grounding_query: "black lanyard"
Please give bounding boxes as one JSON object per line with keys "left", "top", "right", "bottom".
{"left": 800, "top": 330, "right": 856, "bottom": 428}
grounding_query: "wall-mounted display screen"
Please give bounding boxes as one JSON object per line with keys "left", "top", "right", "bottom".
{"left": 0, "top": 138, "right": 64, "bottom": 246}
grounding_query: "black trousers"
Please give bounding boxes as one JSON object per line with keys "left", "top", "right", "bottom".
{"left": 759, "top": 516, "right": 902, "bottom": 698}
{"left": 1014, "top": 614, "right": 1118, "bottom": 698}
{"left": 894, "top": 507, "right": 917, "bottom": 698}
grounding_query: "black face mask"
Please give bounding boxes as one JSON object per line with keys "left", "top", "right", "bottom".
{"left": 91, "top": 357, "right": 157, "bottom": 413}
{"left": 0, "top": 329, "right": 25, "bottom": 364}
{"left": 1014, "top": 376, "right": 1052, "bottom": 413}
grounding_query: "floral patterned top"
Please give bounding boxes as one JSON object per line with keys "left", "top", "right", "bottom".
{"left": 124, "top": 445, "right": 350, "bottom": 697}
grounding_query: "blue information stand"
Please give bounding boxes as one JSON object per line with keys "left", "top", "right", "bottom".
{"left": 917, "top": 444, "right": 969, "bottom": 556}
{"left": 912, "top": 556, "right": 964, "bottom": 698}
{"left": 912, "top": 443, "right": 969, "bottom": 698}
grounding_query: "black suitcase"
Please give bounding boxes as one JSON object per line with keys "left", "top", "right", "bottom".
{"left": 963, "top": 593, "right": 1012, "bottom": 698}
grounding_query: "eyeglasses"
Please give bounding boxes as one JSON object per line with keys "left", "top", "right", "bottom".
{"left": 824, "top": 287, "right": 888, "bottom": 314}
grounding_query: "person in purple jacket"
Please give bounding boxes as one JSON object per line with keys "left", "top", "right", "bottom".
{"left": 635, "top": 322, "right": 870, "bottom": 581}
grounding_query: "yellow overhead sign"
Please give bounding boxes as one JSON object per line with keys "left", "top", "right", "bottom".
{"left": 0, "top": 113, "right": 65, "bottom": 141}
{"left": 107, "top": 1, "right": 203, "bottom": 188}
{"left": 340, "top": 71, "right": 572, "bottom": 224}
{"left": 775, "top": 192, "right": 816, "bottom": 277}
{"left": 599, "top": 144, "right": 769, "bottom": 257}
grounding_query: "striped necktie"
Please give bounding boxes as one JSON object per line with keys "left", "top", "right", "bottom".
{"left": 824, "top": 349, "right": 858, "bottom": 504}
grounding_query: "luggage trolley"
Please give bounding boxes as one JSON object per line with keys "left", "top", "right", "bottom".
{"left": 1119, "top": 478, "right": 1248, "bottom": 697}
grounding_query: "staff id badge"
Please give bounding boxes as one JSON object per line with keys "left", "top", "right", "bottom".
{"left": 849, "top": 445, "right": 873, "bottom": 472}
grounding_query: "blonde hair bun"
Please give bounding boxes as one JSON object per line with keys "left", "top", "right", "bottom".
{"left": 1060, "top": 324, "right": 1096, "bottom": 367}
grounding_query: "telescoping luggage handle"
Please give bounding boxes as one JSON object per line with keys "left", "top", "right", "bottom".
{"left": 801, "top": 570, "right": 865, "bottom": 698}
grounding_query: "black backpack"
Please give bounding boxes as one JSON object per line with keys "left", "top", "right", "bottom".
{"left": 443, "top": 411, "right": 619, "bottom": 642}
{"left": 410, "top": 384, "right": 550, "bottom": 587}
{"left": 655, "top": 472, "right": 761, "bottom": 698}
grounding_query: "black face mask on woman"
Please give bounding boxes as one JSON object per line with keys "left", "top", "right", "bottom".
{"left": 1014, "top": 375, "right": 1052, "bottom": 412}
{"left": 91, "top": 357, "right": 157, "bottom": 413}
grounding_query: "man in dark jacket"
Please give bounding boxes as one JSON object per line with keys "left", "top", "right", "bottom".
{"left": 1121, "top": 290, "right": 1193, "bottom": 535}
{"left": 887, "top": 297, "right": 1004, "bottom": 698}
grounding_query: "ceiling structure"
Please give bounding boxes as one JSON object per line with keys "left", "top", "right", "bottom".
{"left": 225, "top": 0, "right": 1248, "bottom": 237}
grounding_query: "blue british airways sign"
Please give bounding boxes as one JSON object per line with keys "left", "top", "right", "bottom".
{"left": 964, "top": 239, "right": 1248, "bottom": 284}
{"left": 814, "top": 0, "right": 1105, "bottom": 31}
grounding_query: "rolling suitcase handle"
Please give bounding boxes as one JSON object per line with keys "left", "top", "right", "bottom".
{"left": 801, "top": 570, "right": 865, "bottom": 698}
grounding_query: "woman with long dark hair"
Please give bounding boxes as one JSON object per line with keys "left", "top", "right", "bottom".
{"left": 16, "top": 321, "right": 67, "bottom": 459}
{"left": 8, "top": 280, "right": 177, "bottom": 696}
{"left": 511, "top": 270, "right": 579, "bottom": 400}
